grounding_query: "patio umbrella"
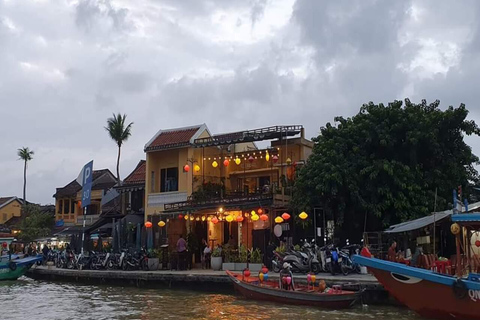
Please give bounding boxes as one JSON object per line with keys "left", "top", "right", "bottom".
{"left": 136, "top": 223, "right": 141, "bottom": 250}
{"left": 141, "top": 226, "right": 147, "bottom": 249}
{"left": 96, "top": 235, "right": 103, "bottom": 252}
{"left": 147, "top": 228, "right": 153, "bottom": 250}
{"left": 112, "top": 221, "right": 118, "bottom": 253}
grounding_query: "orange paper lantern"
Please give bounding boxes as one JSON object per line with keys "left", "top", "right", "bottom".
{"left": 281, "top": 212, "right": 291, "bottom": 220}
{"left": 211, "top": 217, "right": 219, "bottom": 224}
{"left": 223, "top": 159, "right": 229, "bottom": 167}
{"left": 236, "top": 216, "right": 244, "bottom": 222}
{"left": 257, "top": 208, "right": 263, "bottom": 214}
{"left": 183, "top": 164, "right": 190, "bottom": 172}
{"left": 144, "top": 221, "right": 152, "bottom": 228}
{"left": 260, "top": 214, "right": 268, "bottom": 221}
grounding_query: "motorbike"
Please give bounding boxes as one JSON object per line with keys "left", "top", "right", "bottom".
{"left": 339, "top": 244, "right": 361, "bottom": 275}
{"left": 77, "top": 252, "right": 95, "bottom": 270}
{"left": 271, "top": 251, "right": 286, "bottom": 273}
{"left": 282, "top": 241, "right": 321, "bottom": 274}
{"left": 325, "top": 244, "right": 342, "bottom": 275}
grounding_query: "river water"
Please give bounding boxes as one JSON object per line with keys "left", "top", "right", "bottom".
{"left": 1, "top": 277, "right": 423, "bottom": 320}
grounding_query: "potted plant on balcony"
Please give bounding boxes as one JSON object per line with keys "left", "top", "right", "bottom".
{"left": 222, "top": 245, "right": 235, "bottom": 271}
{"left": 248, "top": 248, "right": 263, "bottom": 272}
{"left": 147, "top": 249, "right": 160, "bottom": 270}
{"left": 211, "top": 247, "right": 222, "bottom": 271}
{"left": 235, "top": 245, "right": 248, "bottom": 271}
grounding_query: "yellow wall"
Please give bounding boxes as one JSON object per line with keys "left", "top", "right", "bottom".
{"left": 55, "top": 189, "right": 104, "bottom": 224}
{"left": 0, "top": 200, "right": 22, "bottom": 224}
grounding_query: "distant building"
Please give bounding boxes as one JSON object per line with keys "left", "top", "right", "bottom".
{"left": 0, "top": 196, "right": 23, "bottom": 225}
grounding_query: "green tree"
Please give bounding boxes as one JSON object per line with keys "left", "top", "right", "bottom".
{"left": 105, "top": 113, "right": 133, "bottom": 184}
{"left": 18, "top": 205, "right": 54, "bottom": 242}
{"left": 17, "top": 147, "right": 34, "bottom": 204}
{"left": 292, "top": 99, "right": 480, "bottom": 242}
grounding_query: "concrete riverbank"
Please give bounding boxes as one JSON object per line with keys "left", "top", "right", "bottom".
{"left": 26, "top": 266, "right": 390, "bottom": 304}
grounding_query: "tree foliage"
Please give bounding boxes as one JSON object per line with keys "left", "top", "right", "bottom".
{"left": 292, "top": 99, "right": 480, "bottom": 241}
{"left": 18, "top": 205, "right": 54, "bottom": 243}
{"left": 17, "top": 147, "right": 34, "bottom": 203}
{"left": 105, "top": 113, "right": 133, "bottom": 183}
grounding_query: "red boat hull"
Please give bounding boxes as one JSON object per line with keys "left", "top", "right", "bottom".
{"left": 227, "top": 271, "right": 358, "bottom": 309}
{"left": 371, "top": 268, "right": 480, "bottom": 320}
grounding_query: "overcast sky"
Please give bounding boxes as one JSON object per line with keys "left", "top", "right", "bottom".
{"left": 1, "top": 0, "right": 480, "bottom": 205}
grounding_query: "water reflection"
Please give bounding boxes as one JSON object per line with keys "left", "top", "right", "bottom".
{"left": 0, "top": 277, "right": 422, "bottom": 320}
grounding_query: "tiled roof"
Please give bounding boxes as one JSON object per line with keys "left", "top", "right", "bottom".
{"left": 145, "top": 125, "right": 202, "bottom": 152}
{"left": 54, "top": 169, "right": 116, "bottom": 198}
{"left": 0, "top": 197, "right": 22, "bottom": 209}
{"left": 0, "top": 197, "right": 14, "bottom": 206}
{"left": 123, "top": 160, "right": 146, "bottom": 185}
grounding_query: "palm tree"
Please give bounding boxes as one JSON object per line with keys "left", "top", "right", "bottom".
{"left": 17, "top": 147, "right": 34, "bottom": 204}
{"left": 105, "top": 113, "right": 133, "bottom": 184}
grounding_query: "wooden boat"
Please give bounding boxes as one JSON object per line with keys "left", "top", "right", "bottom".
{"left": 226, "top": 270, "right": 360, "bottom": 309}
{"left": 0, "top": 254, "right": 43, "bottom": 280}
{"left": 353, "top": 213, "right": 480, "bottom": 320}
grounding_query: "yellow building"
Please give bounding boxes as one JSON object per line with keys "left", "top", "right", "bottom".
{"left": 0, "top": 197, "right": 23, "bottom": 225}
{"left": 53, "top": 169, "right": 117, "bottom": 227}
{"left": 143, "top": 124, "right": 313, "bottom": 252}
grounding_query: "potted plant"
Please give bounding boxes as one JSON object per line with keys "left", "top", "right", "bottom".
{"left": 147, "top": 249, "right": 160, "bottom": 270}
{"left": 222, "top": 245, "right": 235, "bottom": 271}
{"left": 235, "top": 245, "right": 248, "bottom": 271}
{"left": 211, "top": 247, "right": 223, "bottom": 271}
{"left": 248, "top": 248, "right": 263, "bottom": 272}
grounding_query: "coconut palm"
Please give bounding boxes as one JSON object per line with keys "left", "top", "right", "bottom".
{"left": 17, "top": 147, "right": 34, "bottom": 204}
{"left": 105, "top": 113, "right": 133, "bottom": 184}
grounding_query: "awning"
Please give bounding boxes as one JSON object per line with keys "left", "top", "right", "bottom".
{"left": 384, "top": 210, "right": 452, "bottom": 233}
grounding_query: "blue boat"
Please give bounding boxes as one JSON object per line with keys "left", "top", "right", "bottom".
{"left": 0, "top": 254, "right": 43, "bottom": 281}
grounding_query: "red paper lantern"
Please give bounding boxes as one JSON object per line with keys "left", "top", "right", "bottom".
{"left": 243, "top": 268, "right": 251, "bottom": 278}
{"left": 476, "top": 240, "right": 480, "bottom": 248}
{"left": 261, "top": 266, "right": 268, "bottom": 274}
{"left": 281, "top": 212, "right": 291, "bottom": 220}
{"left": 183, "top": 164, "right": 190, "bottom": 172}
{"left": 257, "top": 208, "right": 263, "bottom": 214}
{"left": 260, "top": 214, "right": 268, "bottom": 221}
{"left": 236, "top": 216, "right": 244, "bottom": 222}
{"left": 178, "top": 214, "right": 183, "bottom": 220}
{"left": 223, "top": 159, "right": 229, "bottom": 167}
{"left": 212, "top": 217, "right": 219, "bottom": 224}
{"left": 248, "top": 155, "right": 254, "bottom": 163}
{"left": 2, "top": 242, "right": 7, "bottom": 249}
{"left": 272, "top": 155, "right": 279, "bottom": 163}
{"left": 145, "top": 221, "right": 152, "bottom": 228}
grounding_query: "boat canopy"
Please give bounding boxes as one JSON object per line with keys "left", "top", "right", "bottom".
{"left": 451, "top": 213, "right": 480, "bottom": 223}
{"left": 384, "top": 210, "right": 452, "bottom": 233}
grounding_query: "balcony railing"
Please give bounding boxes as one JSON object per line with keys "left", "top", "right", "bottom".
{"left": 76, "top": 214, "right": 101, "bottom": 226}
{"left": 148, "top": 192, "right": 188, "bottom": 208}
{"left": 163, "top": 192, "right": 273, "bottom": 212}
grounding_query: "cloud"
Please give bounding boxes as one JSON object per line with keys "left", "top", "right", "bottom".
{"left": 1, "top": 0, "right": 480, "bottom": 204}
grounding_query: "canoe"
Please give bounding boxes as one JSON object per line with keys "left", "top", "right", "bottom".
{"left": 226, "top": 271, "right": 360, "bottom": 309}
{"left": 0, "top": 255, "right": 43, "bottom": 281}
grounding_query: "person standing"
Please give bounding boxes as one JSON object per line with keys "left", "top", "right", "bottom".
{"left": 388, "top": 241, "right": 397, "bottom": 261}
{"left": 176, "top": 235, "right": 187, "bottom": 270}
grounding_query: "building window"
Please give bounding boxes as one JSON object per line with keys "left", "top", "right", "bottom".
{"left": 58, "top": 200, "right": 63, "bottom": 214}
{"left": 71, "top": 200, "right": 75, "bottom": 214}
{"left": 161, "top": 167, "right": 178, "bottom": 192}
{"left": 151, "top": 171, "right": 155, "bottom": 193}
{"left": 86, "top": 204, "right": 99, "bottom": 215}
{"left": 64, "top": 199, "right": 70, "bottom": 214}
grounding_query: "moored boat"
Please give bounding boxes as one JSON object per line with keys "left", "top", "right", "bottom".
{"left": 353, "top": 212, "right": 480, "bottom": 320}
{"left": 226, "top": 270, "right": 360, "bottom": 309}
{"left": 0, "top": 255, "right": 43, "bottom": 281}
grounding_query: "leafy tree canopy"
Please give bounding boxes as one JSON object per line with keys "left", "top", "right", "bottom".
{"left": 292, "top": 99, "right": 480, "bottom": 241}
{"left": 18, "top": 205, "right": 54, "bottom": 243}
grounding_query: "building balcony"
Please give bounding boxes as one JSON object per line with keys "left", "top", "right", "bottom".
{"left": 147, "top": 192, "right": 188, "bottom": 208}
{"left": 76, "top": 214, "right": 101, "bottom": 226}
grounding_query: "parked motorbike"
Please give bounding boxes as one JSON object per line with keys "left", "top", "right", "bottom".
{"left": 339, "top": 244, "right": 361, "bottom": 275}
{"left": 282, "top": 240, "right": 321, "bottom": 274}
{"left": 325, "top": 244, "right": 342, "bottom": 275}
{"left": 272, "top": 251, "right": 286, "bottom": 273}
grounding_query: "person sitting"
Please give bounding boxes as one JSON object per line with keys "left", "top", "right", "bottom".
{"left": 388, "top": 241, "right": 397, "bottom": 262}
{"left": 279, "top": 263, "right": 295, "bottom": 291}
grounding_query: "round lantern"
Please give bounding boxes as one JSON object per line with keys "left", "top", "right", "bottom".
{"left": 243, "top": 268, "right": 251, "bottom": 278}
{"left": 263, "top": 273, "right": 269, "bottom": 281}
{"left": 158, "top": 221, "right": 166, "bottom": 227}
{"left": 451, "top": 223, "right": 461, "bottom": 235}
{"left": 145, "top": 221, "right": 152, "bottom": 228}
{"left": 235, "top": 158, "right": 241, "bottom": 165}
{"left": 207, "top": 216, "right": 212, "bottom": 221}
{"left": 195, "top": 217, "right": 200, "bottom": 221}
{"left": 261, "top": 266, "right": 268, "bottom": 274}
{"left": 183, "top": 164, "right": 190, "bottom": 172}
{"left": 248, "top": 155, "right": 254, "bottom": 163}
{"left": 286, "top": 158, "right": 292, "bottom": 165}
{"left": 260, "top": 214, "right": 268, "bottom": 221}
{"left": 311, "top": 274, "right": 316, "bottom": 283}
{"left": 257, "top": 208, "right": 263, "bottom": 215}
{"left": 184, "top": 214, "right": 189, "bottom": 220}
{"left": 251, "top": 214, "right": 259, "bottom": 221}
{"left": 251, "top": 210, "right": 256, "bottom": 216}
{"left": 226, "top": 215, "right": 234, "bottom": 223}
{"left": 178, "top": 214, "right": 183, "bottom": 220}
{"left": 2, "top": 242, "right": 7, "bottom": 249}
{"left": 212, "top": 160, "right": 218, "bottom": 168}
{"left": 194, "top": 164, "right": 201, "bottom": 172}
{"left": 275, "top": 216, "right": 284, "bottom": 224}
{"left": 190, "top": 216, "right": 194, "bottom": 221}
{"left": 299, "top": 211, "right": 308, "bottom": 220}
{"left": 236, "top": 216, "right": 244, "bottom": 222}
{"left": 281, "top": 212, "right": 291, "bottom": 220}
{"left": 272, "top": 155, "right": 279, "bottom": 163}
{"left": 307, "top": 273, "right": 312, "bottom": 283}
{"left": 223, "top": 159, "right": 229, "bottom": 167}
{"left": 476, "top": 240, "right": 480, "bottom": 248}
{"left": 212, "top": 217, "right": 219, "bottom": 224}
{"left": 259, "top": 272, "right": 264, "bottom": 282}
{"left": 265, "top": 152, "right": 270, "bottom": 162}
{"left": 202, "top": 216, "right": 206, "bottom": 222}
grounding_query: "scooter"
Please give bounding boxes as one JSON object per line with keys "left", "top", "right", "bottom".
{"left": 339, "top": 244, "right": 361, "bottom": 275}
{"left": 282, "top": 241, "right": 321, "bottom": 274}
{"left": 325, "top": 244, "right": 342, "bottom": 275}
